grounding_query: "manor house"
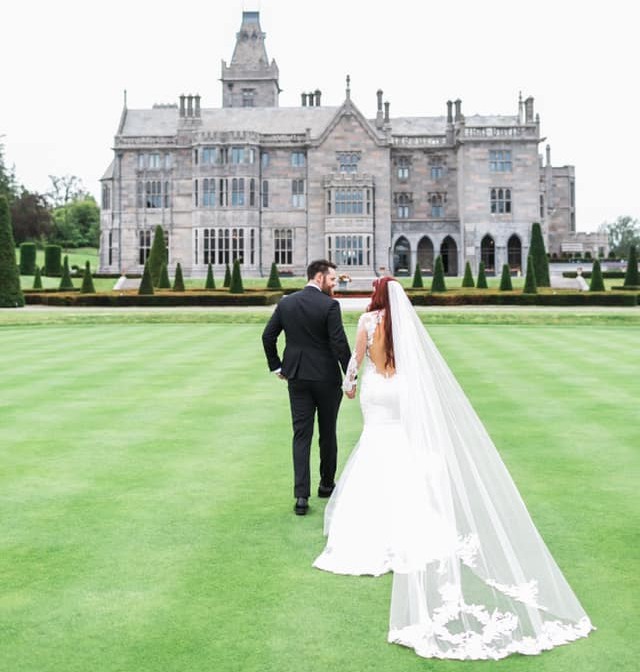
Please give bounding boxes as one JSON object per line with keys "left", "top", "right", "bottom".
{"left": 99, "top": 10, "right": 586, "bottom": 278}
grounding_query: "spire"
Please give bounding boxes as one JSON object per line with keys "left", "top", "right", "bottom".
{"left": 230, "top": 11, "right": 270, "bottom": 68}
{"left": 346, "top": 74, "right": 351, "bottom": 100}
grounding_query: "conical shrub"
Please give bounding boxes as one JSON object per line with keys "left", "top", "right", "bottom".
{"left": 80, "top": 261, "right": 96, "bottom": 294}
{"left": 267, "top": 262, "right": 282, "bottom": 289}
{"left": 205, "top": 263, "right": 216, "bottom": 289}
{"left": 529, "top": 222, "right": 550, "bottom": 286}
{"left": 412, "top": 262, "right": 424, "bottom": 288}
{"left": 33, "top": 266, "right": 43, "bottom": 289}
{"left": 0, "top": 195, "right": 24, "bottom": 307}
{"left": 461, "top": 261, "right": 474, "bottom": 288}
{"left": 623, "top": 245, "right": 639, "bottom": 287}
{"left": 476, "top": 261, "right": 488, "bottom": 289}
{"left": 499, "top": 264, "right": 513, "bottom": 291}
{"left": 223, "top": 262, "right": 231, "bottom": 288}
{"left": 59, "top": 255, "right": 74, "bottom": 290}
{"left": 158, "top": 262, "right": 171, "bottom": 289}
{"left": 523, "top": 255, "right": 537, "bottom": 294}
{"left": 589, "top": 259, "right": 605, "bottom": 291}
{"left": 430, "top": 255, "right": 447, "bottom": 292}
{"left": 229, "top": 259, "right": 244, "bottom": 294}
{"left": 172, "top": 262, "right": 185, "bottom": 291}
{"left": 138, "top": 261, "right": 154, "bottom": 295}
{"left": 147, "top": 225, "right": 166, "bottom": 287}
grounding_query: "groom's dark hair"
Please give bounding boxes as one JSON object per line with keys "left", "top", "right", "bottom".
{"left": 307, "top": 259, "right": 336, "bottom": 280}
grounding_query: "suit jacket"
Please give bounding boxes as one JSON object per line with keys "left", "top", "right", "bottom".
{"left": 262, "top": 286, "right": 351, "bottom": 382}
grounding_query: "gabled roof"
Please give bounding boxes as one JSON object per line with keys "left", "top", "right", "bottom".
{"left": 101, "top": 160, "right": 115, "bottom": 180}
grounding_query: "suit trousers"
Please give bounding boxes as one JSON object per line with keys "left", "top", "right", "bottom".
{"left": 287, "top": 379, "right": 343, "bottom": 498}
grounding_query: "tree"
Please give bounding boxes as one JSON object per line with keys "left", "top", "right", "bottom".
{"left": 499, "top": 264, "right": 513, "bottom": 291}
{"left": 266, "top": 261, "right": 281, "bottom": 289}
{"left": 461, "top": 261, "right": 474, "bottom": 288}
{"left": 59, "top": 255, "right": 74, "bottom": 290}
{"left": 205, "top": 263, "right": 216, "bottom": 289}
{"left": 44, "top": 244, "right": 62, "bottom": 276}
{"left": 19, "top": 242, "right": 37, "bottom": 275}
{"left": 430, "top": 255, "right": 447, "bottom": 292}
{"left": 223, "top": 262, "right": 231, "bottom": 288}
{"left": 412, "top": 262, "right": 424, "bottom": 288}
{"left": 158, "top": 262, "right": 171, "bottom": 289}
{"left": 603, "top": 216, "right": 640, "bottom": 258}
{"left": 0, "top": 195, "right": 25, "bottom": 307}
{"left": 476, "top": 261, "right": 488, "bottom": 289}
{"left": 10, "top": 189, "right": 53, "bottom": 244}
{"left": 0, "top": 142, "right": 19, "bottom": 205}
{"left": 147, "top": 225, "right": 167, "bottom": 287}
{"left": 138, "top": 261, "right": 154, "bottom": 295}
{"left": 229, "top": 259, "right": 244, "bottom": 293}
{"left": 589, "top": 259, "right": 605, "bottom": 292}
{"left": 523, "top": 255, "right": 537, "bottom": 294}
{"left": 623, "top": 244, "right": 639, "bottom": 287}
{"left": 80, "top": 261, "right": 96, "bottom": 294}
{"left": 33, "top": 266, "right": 43, "bottom": 289}
{"left": 47, "top": 174, "right": 88, "bottom": 208}
{"left": 51, "top": 196, "right": 100, "bottom": 248}
{"left": 529, "top": 222, "right": 550, "bottom": 287}
{"left": 172, "top": 262, "right": 185, "bottom": 291}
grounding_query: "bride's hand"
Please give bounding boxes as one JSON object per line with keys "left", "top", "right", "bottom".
{"left": 345, "top": 387, "right": 356, "bottom": 399}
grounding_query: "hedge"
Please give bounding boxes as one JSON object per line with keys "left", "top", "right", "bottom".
{"left": 24, "top": 291, "right": 284, "bottom": 307}
{"left": 408, "top": 291, "right": 637, "bottom": 307}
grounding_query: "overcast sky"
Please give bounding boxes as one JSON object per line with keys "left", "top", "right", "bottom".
{"left": 2, "top": 0, "right": 637, "bottom": 232}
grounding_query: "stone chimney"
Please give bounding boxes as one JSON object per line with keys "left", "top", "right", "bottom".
{"left": 308, "top": 91, "right": 315, "bottom": 107}
{"left": 384, "top": 101, "right": 390, "bottom": 124}
{"left": 315, "top": 89, "right": 321, "bottom": 106}
{"left": 546, "top": 143, "right": 551, "bottom": 166}
{"left": 447, "top": 100, "right": 453, "bottom": 124}
{"left": 194, "top": 94, "right": 201, "bottom": 117}
{"left": 376, "top": 89, "right": 384, "bottom": 128}
{"left": 525, "top": 96, "right": 534, "bottom": 123}
{"left": 454, "top": 99, "right": 462, "bottom": 122}
{"left": 179, "top": 94, "right": 186, "bottom": 117}
{"left": 187, "top": 95, "right": 193, "bottom": 117}
{"left": 301, "top": 92, "right": 307, "bottom": 107}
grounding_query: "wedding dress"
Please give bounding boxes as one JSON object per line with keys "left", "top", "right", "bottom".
{"left": 313, "top": 281, "right": 594, "bottom": 660}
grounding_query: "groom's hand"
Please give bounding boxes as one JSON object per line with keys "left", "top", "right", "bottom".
{"left": 345, "top": 387, "right": 356, "bottom": 399}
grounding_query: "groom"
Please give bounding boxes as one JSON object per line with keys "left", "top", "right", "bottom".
{"left": 262, "top": 259, "right": 351, "bottom": 515}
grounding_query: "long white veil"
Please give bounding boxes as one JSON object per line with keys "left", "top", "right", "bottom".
{"left": 386, "top": 281, "right": 593, "bottom": 659}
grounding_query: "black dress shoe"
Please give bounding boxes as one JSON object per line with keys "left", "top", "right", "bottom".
{"left": 294, "top": 497, "right": 309, "bottom": 515}
{"left": 317, "top": 484, "right": 335, "bottom": 498}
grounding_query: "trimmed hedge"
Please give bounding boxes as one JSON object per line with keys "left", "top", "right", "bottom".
{"left": 461, "top": 262, "right": 474, "bottom": 288}
{"left": 408, "top": 291, "right": 637, "bottom": 307}
{"left": 19, "top": 242, "right": 37, "bottom": 275}
{"left": 173, "top": 263, "right": 185, "bottom": 292}
{"left": 412, "top": 262, "right": 424, "bottom": 288}
{"left": 44, "top": 244, "right": 62, "bottom": 276}
{"left": 205, "top": 263, "right": 216, "bottom": 290}
{"left": 476, "top": 262, "right": 488, "bottom": 289}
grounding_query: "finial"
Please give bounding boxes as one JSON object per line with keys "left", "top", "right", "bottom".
{"left": 123, "top": 89, "right": 128, "bottom": 108}
{"left": 346, "top": 74, "right": 351, "bottom": 100}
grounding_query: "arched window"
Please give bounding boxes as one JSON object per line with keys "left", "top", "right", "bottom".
{"left": 417, "top": 237, "right": 434, "bottom": 273}
{"left": 481, "top": 234, "right": 495, "bottom": 273}
{"left": 393, "top": 237, "right": 410, "bottom": 274}
{"left": 440, "top": 236, "right": 458, "bottom": 276}
{"left": 507, "top": 234, "right": 522, "bottom": 272}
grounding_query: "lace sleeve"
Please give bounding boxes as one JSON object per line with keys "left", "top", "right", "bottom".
{"left": 342, "top": 313, "right": 370, "bottom": 392}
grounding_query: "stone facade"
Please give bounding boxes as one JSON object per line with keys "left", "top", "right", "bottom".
{"left": 99, "top": 11, "right": 587, "bottom": 278}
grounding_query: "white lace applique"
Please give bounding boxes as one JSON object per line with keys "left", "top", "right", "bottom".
{"left": 342, "top": 311, "right": 384, "bottom": 392}
{"left": 485, "top": 578, "right": 546, "bottom": 610}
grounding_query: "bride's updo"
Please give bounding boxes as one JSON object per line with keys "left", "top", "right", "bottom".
{"left": 368, "top": 276, "right": 396, "bottom": 369}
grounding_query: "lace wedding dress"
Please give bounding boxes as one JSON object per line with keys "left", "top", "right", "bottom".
{"left": 313, "top": 281, "right": 594, "bottom": 660}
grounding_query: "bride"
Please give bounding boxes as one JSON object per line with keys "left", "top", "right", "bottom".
{"left": 313, "top": 277, "right": 594, "bottom": 660}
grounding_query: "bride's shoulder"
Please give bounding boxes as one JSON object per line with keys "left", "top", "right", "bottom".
{"left": 358, "top": 309, "right": 382, "bottom": 326}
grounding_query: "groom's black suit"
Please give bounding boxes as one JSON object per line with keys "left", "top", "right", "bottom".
{"left": 262, "top": 286, "right": 351, "bottom": 498}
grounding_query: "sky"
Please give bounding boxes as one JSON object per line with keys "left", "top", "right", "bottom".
{"left": 1, "top": 0, "right": 637, "bottom": 232}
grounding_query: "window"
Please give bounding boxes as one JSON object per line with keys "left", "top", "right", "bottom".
{"left": 261, "top": 152, "right": 270, "bottom": 169}
{"left": 148, "top": 153, "right": 161, "bottom": 170}
{"left": 219, "top": 179, "right": 229, "bottom": 207}
{"left": 292, "top": 179, "right": 305, "bottom": 208}
{"left": 242, "top": 89, "right": 255, "bottom": 107}
{"left": 338, "top": 153, "right": 359, "bottom": 173}
{"left": 327, "top": 235, "right": 371, "bottom": 266}
{"left": 397, "top": 193, "right": 410, "bottom": 219}
{"left": 198, "top": 228, "right": 252, "bottom": 265}
{"left": 145, "top": 181, "right": 162, "bottom": 208}
{"left": 203, "top": 178, "right": 215, "bottom": 207}
{"left": 138, "top": 154, "right": 146, "bottom": 170}
{"left": 139, "top": 229, "right": 151, "bottom": 264}
{"left": 430, "top": 193, "right": 444, "bottom": 218}
{"left": 217, "top": 147, "right": 229, "bottom": 165}
{"left": 539, "top": 194, "right": 544, "bottom": 219}
{"left": 202, "top": 147, "right": 216, "bottom": 164}
{"left": 194, "top": 179, "right": 198, "bottom": 207}
{"left": 107, "top": 230, "right": 113, "bottom": 266}
{"left": 291, "top": 151, "right": 306, "bottom": 167}
{"left": 274, "top": 228, "right": 293, "bottom": 265}
{"left": 164, "top": 181, "right": 170, "bottom": 209}
{"left": 489, "top": 150, "right": 512, "bottom": 172}
{"left": 101, "top": 184, "right": 111, "bottom": 210}
{"left": 431, "top": 165, "right": 443, "bottom": 180}
{"left": 262, "top": 180, "right": 269, "bottom": 208}
{"left": 232, "top": 178, "right": 245, "bottom": 206}
{"left": 164, "top": 153, "right": 172, "bottom": 170}
{"left": 249, "top": 179, "right": 256, "bottom": 207}
{"left": 193, "top": 149, "right": 199, "bottom": 165}
{"left": 490, "top": 188, "right": 512, "bottom": 214}
{"left": 397, "top": 156, "right": 410, "bottom": 180}
{"left": 334, "top": 188, "right": 364, "bottom": 215}
{"left": 231, "top": 147, "right": 245, "bottom": 164}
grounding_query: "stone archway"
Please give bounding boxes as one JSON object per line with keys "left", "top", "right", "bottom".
{"left": 440, "top": 236, "right": 458, "bottom": 276}
{"left": 481, "top": 234, "right": 496, "bottom": 275}
{"left": 417, "top": 236, "right": 434, "bottom": 274}
{"left": 393, "top": 236, "right": 411, "bottom": 275}
{"left": 507, "top": 234, "right": 522, "bottom": 273}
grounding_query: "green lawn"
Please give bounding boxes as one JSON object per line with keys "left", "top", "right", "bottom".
{"left": 0, "top": 312, "right": 638, "bottom": 671}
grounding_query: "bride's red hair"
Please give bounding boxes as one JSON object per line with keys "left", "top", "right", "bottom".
{"left": 368, "top": 276, "right": 396, "bottom": 369}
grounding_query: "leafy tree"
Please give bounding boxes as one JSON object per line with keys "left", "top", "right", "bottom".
{"left": 412, "top": 262, "right": 423, "bottom": 288}
{"left": 267, "top": 262, "right": 281, "bottom": 289}
{"left": 476, "top": 261, "right": 488, "bottom": 289}
{"left": 430, "top": 255, "right": 447, "bottom": 292}
{"left": 44, "top": 244, "right": 62, "bottom": 275}
{"left": 172, "top": 262, "right": 185, "bottom": 291}
{"left": 33, "top": 266, "right": 43, "bottom": 289}
{"left": 461, "top": 261, "right": 474, "bottom": 288}
{"left": 51, "top": 196, "right": 100, "bottom": 247}
{"left": 523, "top": 255, "right": 537, "bottom": 294}
{"left": 623, "top": 244, "right": 639, "bottom": 287}
{"left": 138, "top": 261, "right": 154, "bottom": 295}
{"left": 0, "top": 142, "right": 19, "bottom": 204}
{"left": 499, "top": 264, "right": 513, "bottom": 291}
{"left": 0, "top": 195, "right": 24, "bottom": 307}
{"left": 59, "top": 255, "right": 74, "bottom": 290}
{"left": 589, "top": 259, "right": 605, "bottom": 292}
{"left": 529, "top": 222, "right": 550, "bottom": 286}
{"left": 223, "top": 262, "right": 231, "bottom": 288}
{"left": 80, "top": 261, "right": 96, "bottom": 294}
{"left": 158, "top": 262, "right": 171, "bottom": 289}
{"left": 19, "top": 242, "right": 37, "bottom": 275}
{"left": 11, "top": 190, "right": 53, "bottom": 244}
{"left": 205, "top": 263, "right": 216, "bottom": 289}
{"left": 229, "top": 259, "right": 244, "bottom": 293}
{"left": 603, "top": 216, "right": 640, "bottom": 258}
{"left": 47, "top": 174, "right": 88, "bottom": 208}
{"left": 147, "top": 225, "right": 167, "bottom": 287}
